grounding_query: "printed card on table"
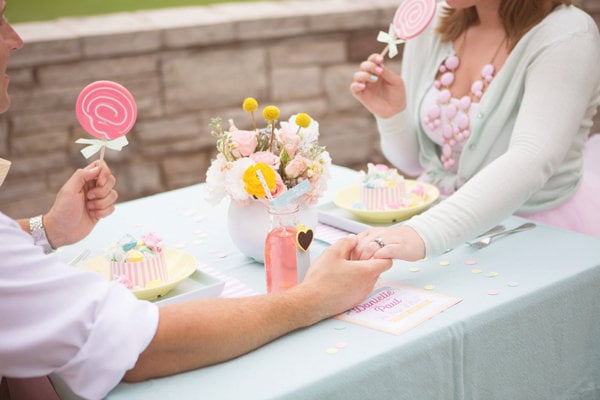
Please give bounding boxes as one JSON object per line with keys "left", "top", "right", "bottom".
{"left": 335, "top": 281, "right": 461, "bottom": 335}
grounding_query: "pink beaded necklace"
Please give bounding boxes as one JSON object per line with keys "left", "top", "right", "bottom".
{"left": 423, "top": 32, "right": 507, "bottom": 170}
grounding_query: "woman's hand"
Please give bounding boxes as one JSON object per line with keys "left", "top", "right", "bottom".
{"left": 351, "top": 226, "right": 426, "bottom": 261}
{"left": 44, "top": 160, "right": 118, "bottom": 248}
{"left": 350, "top": 53, "right": 407, "bottom": 118}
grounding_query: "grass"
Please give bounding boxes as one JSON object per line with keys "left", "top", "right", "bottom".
{"left": 6, "top": 0, "right": 267, "bottom": 24}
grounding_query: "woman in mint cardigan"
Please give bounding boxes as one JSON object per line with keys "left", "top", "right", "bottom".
{"left": 350, "top": 0, "right": 600, "bottom": 259}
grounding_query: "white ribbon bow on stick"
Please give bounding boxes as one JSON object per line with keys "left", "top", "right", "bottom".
{"left": 377, "top": 24, "right": 405, "bottom": 58}
{"left": 75, "top": 136, "right": 129, "bottom": 159}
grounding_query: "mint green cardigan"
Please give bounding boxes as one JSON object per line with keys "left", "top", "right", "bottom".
{"left": 376, "top": 4, "right": 600, "bottom": 255}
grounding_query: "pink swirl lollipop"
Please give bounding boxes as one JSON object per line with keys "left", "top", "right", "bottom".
{"left": 393, "top": 0, "right": 437, "bottom": 40}
{"left": 377, "top": 0, "right": 437, "bottom": 58}
{"left": 75, "top": 80, "right": 137, "bottom": 160}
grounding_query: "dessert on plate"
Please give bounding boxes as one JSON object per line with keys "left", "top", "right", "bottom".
{"left": 108, "top": 232, "right": 167, "bottom": 290}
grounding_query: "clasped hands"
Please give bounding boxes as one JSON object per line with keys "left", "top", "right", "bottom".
{"left": 350, "top": 225, "right": 426, "bottom": 262}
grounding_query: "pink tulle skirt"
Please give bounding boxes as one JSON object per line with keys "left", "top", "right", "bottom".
{"left": 518, "top": 135, "right": 600, "bottom": 238}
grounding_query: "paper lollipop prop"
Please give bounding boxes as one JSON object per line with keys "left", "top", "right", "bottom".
{"left": 378, "top": 0, "right": 437, "bottom": 58}
{"left": 75, "top": 80, "right": 137, "bottom": 160}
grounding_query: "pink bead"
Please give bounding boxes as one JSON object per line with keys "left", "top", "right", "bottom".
{"left": 456, "top": 132, "right": 464, "bottom": 142}
{"left": 449, "top": 139, "right": 456, "bottom": 146}
{"left": 471, "top": 80, "right": 484, "bottom": 94}
{"left": 440, "top": 66, "right": 447, "bottom": 73}
{"left": 440, "top": 72, "right": 454, "bottom": 87}
{"left": 423, "top": 116, "right": 430, "bottom": 124}
{"left": 434, "top": 119, "right": 441, "bottom": 128}
{"left": 443, "top": 144, "right": 452, "bottom": 157}
{"left": 453, "top": 127, "right": 459, "bottom": 135}
{"left": 481, "top": 64, "right": 495, "bottom": 77}
{"left": 427, "top": 122, "right": 435, "bottom": 130}
{"left": 439, "top": 89, "right": 451, "bottom": 103}
{"left": 476, "top": 91, "right": 483, "bottom": 98}
{"left": 463, "top": 130, "right": 471, "bottom": 138}
{"left": 435, "top": 81, "right": 442, "bottom": 89}
{"left": 458, "top": 96, "right": 471, "bottom": 110}
{"left": 445, "top": 55, "right": 459, "bottom": 70}
{"left": 428, "top": 104, "right": 441, "bottom": 119}
{"left": 445, "top": 104, "right": 457, "bottom": 119}
{"left": 485, "top": 75, "right": 493, "bottom": 83}
{"left": 457, "top": 113, "right": 470, "bottom": 130}
{"left": 442, "top": 124, "right": 453, "bottom": 139}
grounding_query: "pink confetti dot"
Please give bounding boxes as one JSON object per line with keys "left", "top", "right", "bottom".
{"left": 335, "top": 342, "right": 348, "bottom": 349}
{"left": 488, "top": 290, "right": 499, "bottom": 296}
{"left": 465, "top": 260, "right": 477, "bottom": 265}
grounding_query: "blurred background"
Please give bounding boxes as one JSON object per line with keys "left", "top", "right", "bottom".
{"left": 1, "top": 0, "right": 598, "bottom": 219}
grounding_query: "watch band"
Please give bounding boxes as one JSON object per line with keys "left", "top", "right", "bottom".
{"left": 29, "top": 214, "right": 54, "bottom": 254}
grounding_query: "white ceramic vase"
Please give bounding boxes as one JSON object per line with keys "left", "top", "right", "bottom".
{"left": 227, "top": 200, "right": 318, "bottom": 263}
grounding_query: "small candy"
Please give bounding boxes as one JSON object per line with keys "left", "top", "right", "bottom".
{"left": 424, "top": 284, "right": 436, "bottom": 290}
{"left": 126, "top": 249, "right": 144, "bottom": 262}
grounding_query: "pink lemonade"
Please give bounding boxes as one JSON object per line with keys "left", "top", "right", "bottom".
{"left": 265, "top": 226, "right": 298, "bottom": 293}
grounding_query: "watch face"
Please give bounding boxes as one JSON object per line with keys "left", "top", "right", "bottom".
{"left": 0, "top": 157, "right": 10, "bottom": 187}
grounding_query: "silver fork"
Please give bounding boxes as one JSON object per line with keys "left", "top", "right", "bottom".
{"left": 469, "top": 222, "right": 536, "bottom": 249}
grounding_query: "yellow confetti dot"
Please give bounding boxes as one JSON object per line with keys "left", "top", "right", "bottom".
{"left": 439, "top": 260, "right": 450, "bottom": 266}
{"left": 409, "top": 267, "right": 420, "bottom": 272}
{"left": 424, "top": 284, "right": 436, "bottom": 291}
{"left": 471, "top": 268, "right": 482, "bottom": 274}
{"left": 325, "top": 348, "right": 338, "bottom": 354}
{"left": 486, "top": 271, "right": 499, "bottom": 277}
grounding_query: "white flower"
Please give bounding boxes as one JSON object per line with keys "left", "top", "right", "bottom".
{"left": 224, "top": 157, "right": 255, "bottom": 202}
{"left": 281, "top": 114, "right": 320, "bottom": 144}
{"left": 205, "top": 154, "right": 228, "bottom": 205}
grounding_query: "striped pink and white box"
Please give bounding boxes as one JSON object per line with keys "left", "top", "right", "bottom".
{"left": 110, "top": 252, "right": 168, "bottom": 289}
{"left": 360, "top": 186, "right": 405, "bottom": 210}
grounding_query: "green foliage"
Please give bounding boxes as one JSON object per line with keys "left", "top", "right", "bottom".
{"left": 7, "top": 0, "right": 274, "bottom": 24}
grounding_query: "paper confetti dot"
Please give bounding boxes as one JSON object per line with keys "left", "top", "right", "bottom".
{"left": 488, "top": 290, "right": 499, "bottom": 296}
{"left": 334, "top": 325, "right": 347, "bottom": 331}
{"left": 184, "top": 209, "right": 198, "bottom": 217}
{"left": 193, "top": 239, "right": 204, "bottom": 245}
{"left": 471, "top": 268, "right": 482, "bottom": 274}
{"left": 326, "top": 348, "right": 339, "bottom": 354}
{"left": 335, "top": 342, "right": 348, "bottom": 349}
{"left": 486, "top": 271, "right": 499, "bottom": 278}
{"left": 465, "top": 260, "right": 477, "bottom": 265}
{"left": 424, "top": 284, "right": 436, "bottom": 290}
{"left": 439, "top": 260, "right": 450, "bottom": 266}
{"left": 409, "top": 267, "right": 421, "bottom": 272}
{"left": 217, "top": 252, "right": 228, "bottom": 258}
{"left": 507, "top": 282, "right": 520, "bottom": 287}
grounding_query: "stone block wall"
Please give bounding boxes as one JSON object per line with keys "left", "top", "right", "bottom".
{"left": 1, "top": 0, "right": 598, "bottom": 218}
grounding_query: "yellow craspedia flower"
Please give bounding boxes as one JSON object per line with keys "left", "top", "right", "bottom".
{"left": 242, "top": 97, "right": 258, "bottom": 113}
{"left": 262, "top": 105, "right": 280, "bottom": 121}
{"left": 243, "top": 162, "right": 276, "bottom": 198}
{"left": 295, "top": 113, "right": 311, "bottom": 128}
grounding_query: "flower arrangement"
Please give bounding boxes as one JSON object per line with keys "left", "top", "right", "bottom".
{"left": 205, "top": 98, "right": 331, "bottom": 206}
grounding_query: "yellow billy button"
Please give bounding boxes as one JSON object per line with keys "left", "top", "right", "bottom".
{"left": 125, "top": 249, "right": 144, "bottom": 262}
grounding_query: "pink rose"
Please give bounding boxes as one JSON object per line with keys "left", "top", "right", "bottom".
{"left": 141, "top": 232, "right": 162, "bottom": 251}
{"left": 231, "top": 130, "right": 258, "bottom": 158}
{"left": 284, "top": 156, "right": 310, "bottom": 178}
{"left": 277, "top": 127, "right": 301, "bottom": 158}
{"left": 250, "top": 151, "right": 281, "bottom": 170}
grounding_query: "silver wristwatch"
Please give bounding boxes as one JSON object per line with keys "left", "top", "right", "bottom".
{"left": 30, "top": 214, "right": 54, "bottom": 254}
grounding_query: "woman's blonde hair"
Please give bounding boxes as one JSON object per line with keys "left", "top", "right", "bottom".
{"left": 436, "top": 0, "right": 572, "bottom": 49}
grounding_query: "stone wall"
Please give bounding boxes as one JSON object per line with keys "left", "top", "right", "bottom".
{"left": 1, "top": 0, "right": 599, "bottom": 218}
